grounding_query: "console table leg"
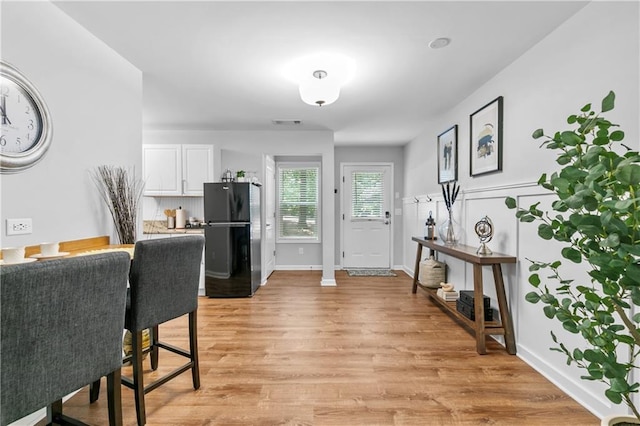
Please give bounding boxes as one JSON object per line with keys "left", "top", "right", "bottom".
{"left": 493, "top": 264, "right": 517, "bottom": 355}
{"left": 473, "top": 263, "right": 487, "bottom": 355}
{"left": 412, "top": 243, "right": 423, "bottom": 294}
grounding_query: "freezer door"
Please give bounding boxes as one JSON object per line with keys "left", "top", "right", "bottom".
{"left": 204, "top": 223, "right": 253, "bottom": 297}
{"left": 204, "top": 183, "right": 250, "bottom": 222}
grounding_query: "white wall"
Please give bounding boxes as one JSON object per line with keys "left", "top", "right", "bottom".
{"left": 0, "top": 2, "right": 142, "bottom": 424}
{"left": 402, "top": 1, "right": 639, "bottom": 419}
{"left": 142, "top": 129, "right": 336, "bottom": 283}
{"left": 0, "top": 2, "right": 142, "bottom": 248}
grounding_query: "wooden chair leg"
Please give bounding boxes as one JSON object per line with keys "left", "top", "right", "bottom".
{"left": 189, "top": 310, "right": 200, "bottom": 390}
{"left": 132, "top": 330, "right": 147, "bottom": 426}
{"left": 150, "top": 325, "right": 159, "bottom": 371}
{"left": 107, "top": 369, "right": 123, "bottom": 426}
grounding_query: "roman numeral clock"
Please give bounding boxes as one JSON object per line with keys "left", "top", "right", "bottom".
{"left": 0, "top": 61, "right": 53, "bottom": 173}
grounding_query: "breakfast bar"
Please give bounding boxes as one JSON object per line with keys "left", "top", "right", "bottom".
{"left": 0, "top": 236, "right": 134, "bottom": 264}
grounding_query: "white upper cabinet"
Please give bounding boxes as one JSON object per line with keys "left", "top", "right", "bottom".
{"left": 143, "top": 144, "right": 214, "bottom": 196}
{"left": 181, "top": 145, "right": 214, "bottom": 195}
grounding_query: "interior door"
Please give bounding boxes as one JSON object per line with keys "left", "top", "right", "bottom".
{"left": 342, "top": 164, "right": 392, "bottom": 268}
{"left": 263, "top": 155, "right": 276, "bottom": 281}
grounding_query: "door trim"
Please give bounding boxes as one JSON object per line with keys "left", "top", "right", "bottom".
{"left": 340, "top": 162, "right": 394, "bottom": 270}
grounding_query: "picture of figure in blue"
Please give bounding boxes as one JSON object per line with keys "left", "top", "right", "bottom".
{"left": 443, "top": 141, "right": 452, "bottom": 170}
{"left": 476, "top": 123, "right": 495, "bottom": 158}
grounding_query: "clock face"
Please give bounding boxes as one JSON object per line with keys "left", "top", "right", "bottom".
{"left": 0, "top": 61, "right": 52, "bottom": 173}
{"left": 1, "top": 75, "right": 44, "bottom": 154}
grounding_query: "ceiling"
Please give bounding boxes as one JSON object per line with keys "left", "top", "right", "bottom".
{"left": 54, "top": 1, "right": 587, "bottom": 146}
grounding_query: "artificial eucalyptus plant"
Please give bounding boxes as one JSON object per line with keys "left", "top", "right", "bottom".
{"left": 505, "top": 91, "right": 640, "bottom": 419}
{"left": 91, "top": 165, "right": 144, "bottom": 244}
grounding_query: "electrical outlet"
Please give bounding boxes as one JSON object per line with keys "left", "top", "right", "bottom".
{"left": 7, "top": 218, "right": 33, "bottom": 235}
{"left": 298, "top": 247, "right": 304, "bottom": 255}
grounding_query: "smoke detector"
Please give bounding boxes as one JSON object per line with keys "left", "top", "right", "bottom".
{"left": 429, "top": 37, "right": 451, "bottom": 49}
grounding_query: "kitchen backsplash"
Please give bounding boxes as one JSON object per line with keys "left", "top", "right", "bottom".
{"left": 142, "top": 196, "right": 204, "bottom": 222}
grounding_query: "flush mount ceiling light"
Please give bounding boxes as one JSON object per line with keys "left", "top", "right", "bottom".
{"left": 299, "top": 70, "right": 340, "bottom": 107}
{"left": 284, "top": 53, "right": 356, "bottom": 107}
{"left": 429, "top": 37, "right": 451, "bottom": 49}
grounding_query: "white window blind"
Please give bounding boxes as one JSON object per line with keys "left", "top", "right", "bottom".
{"left": 277, "top": 165, "right": 320, "bottom": 240}
{"left": 351, "top": 171, "right": 384, "bottom": 219}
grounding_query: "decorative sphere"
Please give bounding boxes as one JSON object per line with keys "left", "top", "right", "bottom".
{"left": 475, "top": 216, "right": 494, "bottom": 243}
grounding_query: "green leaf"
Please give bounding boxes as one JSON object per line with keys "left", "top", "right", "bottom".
{"left": 605, "top": 389, "right": 623, "bottom": 404}
{"left": 584, "top": 349, "right": 605, "bottom": 363}
{"left": 563, "top": 320, "right": 578, "bottom": 333}
{"left": 538, "top": 224, "right": 554, "bottom": 240}
{"left": 599, "top": 233, "right": 620, "bottom": 248}
{"left": 551, "top": 177, "right": 571, "bottom": 193}
{"left": 602, "top": 91, "right": 615, "bottom": 113}
{"left": 610, "top": 378, "right": 630, "bottom": 393}
{"left": 593, "top": 136, "right": 611, "bottom": 146}
{"left": 505, "top": 197, "right": 517, "bottom": 209}
{"left": 561, "top": 247, "right": 582, "bottom": 263}
{"left": 614, "top": 199, "right": 634, "bottom": 211}
{"left": 615, "top": 164, "right": 640, "bottom": 186}
{"left": 561, "top": 131, "right": 582, "bottom": 146}
{"left": 617, "top": 335, "right": 635, "bottom": 345}
{"left": 532, "top": 128, "right": 544, "bottom": 139}
{"left": 529, "top": 274, "right": 541, "bottom": 286}
{"left": 625, "top": 264, "right": 640, "bottom": 286}
{"left": 543, "top": 305, "right": 556, "bottom": 319}
{"left": 525, "top": 292, "right": 541, "bottom": 303}
{"left": 581, "top": 103, "right": 592, "bottom": 113}
{"left": 610, "top": 130, "right": 624, "bottom": 141}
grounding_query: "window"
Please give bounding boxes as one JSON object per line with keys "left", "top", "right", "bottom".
{"left": 351, "top": 171, "right": 384, "bottom": 219}
{"left": 277, "top": 163, "right": 320, "bottom": 241}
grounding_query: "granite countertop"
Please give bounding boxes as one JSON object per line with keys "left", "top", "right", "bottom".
{"left": 143, "top": 220, "right": 205, "bottom": 235}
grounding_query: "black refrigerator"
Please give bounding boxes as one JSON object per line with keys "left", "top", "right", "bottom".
{"left": 203, "top": 182, "right": 261, "bottom": 297}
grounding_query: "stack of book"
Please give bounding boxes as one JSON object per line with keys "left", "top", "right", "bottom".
{"left": 456, "top": 290, "right": 493, "bottom": 321}
{"left": 436, "top": 287, "right": 458, "bottom": 301}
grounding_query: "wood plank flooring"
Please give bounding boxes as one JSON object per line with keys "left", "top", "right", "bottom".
{"left": 53, "top": 270, "right": 598, "bottom": 425}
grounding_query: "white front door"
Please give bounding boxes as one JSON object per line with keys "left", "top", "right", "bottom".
{"left": 263, "top": 155, "right": 276, "bottom": 282}
{"left": 342, "top": 164, "right": 392, "bottom": 269}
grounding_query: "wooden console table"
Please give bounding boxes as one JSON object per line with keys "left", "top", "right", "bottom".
{"left": 411, "top": 236, "right": 517, "bottom": 355}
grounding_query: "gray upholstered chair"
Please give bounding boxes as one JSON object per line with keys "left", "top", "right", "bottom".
{"left": 0, "top": 252, "right": 130, "bottom": 426}
{"left": 93, "top": 235, "right": 205, "bottom": 425}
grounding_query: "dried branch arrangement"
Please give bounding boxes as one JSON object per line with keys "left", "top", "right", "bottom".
{"left": 441, "top": 181, "right": 460, "bottom": 213}
{"left": 91, "top": 165, "right": 144, "bottom": 244}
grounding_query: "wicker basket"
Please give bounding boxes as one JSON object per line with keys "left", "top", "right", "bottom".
{"left": 419, "top": 255, "right": 446, "bottom": 288}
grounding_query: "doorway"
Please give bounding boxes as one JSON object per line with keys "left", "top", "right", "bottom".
{"left": 341, "top": 163, "right": 393, "bottom": 269}
{"left": 262, "top": 155, "right": 276, "bottom": 282}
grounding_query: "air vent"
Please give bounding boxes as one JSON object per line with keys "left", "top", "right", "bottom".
{"left": 272, "top": 119, "right": 303, "bottom": 126}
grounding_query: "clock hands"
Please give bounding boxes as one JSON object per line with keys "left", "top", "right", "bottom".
{"left": 0, "top": 96, "right": 11, "bottom": 126}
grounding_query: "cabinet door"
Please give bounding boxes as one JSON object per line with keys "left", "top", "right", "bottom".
{"left": 182, "top": 145, "right": 214, "bottom": 196}
{"left": 142, "top": 145, "right": 182, "bottom": 196}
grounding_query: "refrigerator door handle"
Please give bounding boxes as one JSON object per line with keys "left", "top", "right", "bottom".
{"left": 206, "top": 222, "right": 250, "bottom": 227}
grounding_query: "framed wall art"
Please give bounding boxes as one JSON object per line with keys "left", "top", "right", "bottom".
{"left": 470, "top": 96, "right": 503, "bottom": 176}
{"left": 437, "top": 125, "right": 457, "bottom": 184}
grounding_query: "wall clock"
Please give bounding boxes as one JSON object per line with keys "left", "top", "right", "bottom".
{"left": 0, "top": 61, "right": 53, "bottom": 173}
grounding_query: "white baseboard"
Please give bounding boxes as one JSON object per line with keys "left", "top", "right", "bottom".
{"left": 275, "top": 265, "right": 323, "bottom": 271}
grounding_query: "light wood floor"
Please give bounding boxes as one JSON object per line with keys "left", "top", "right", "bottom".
{"left": 55, "top": 270, "right": 598, "bottom": 425}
